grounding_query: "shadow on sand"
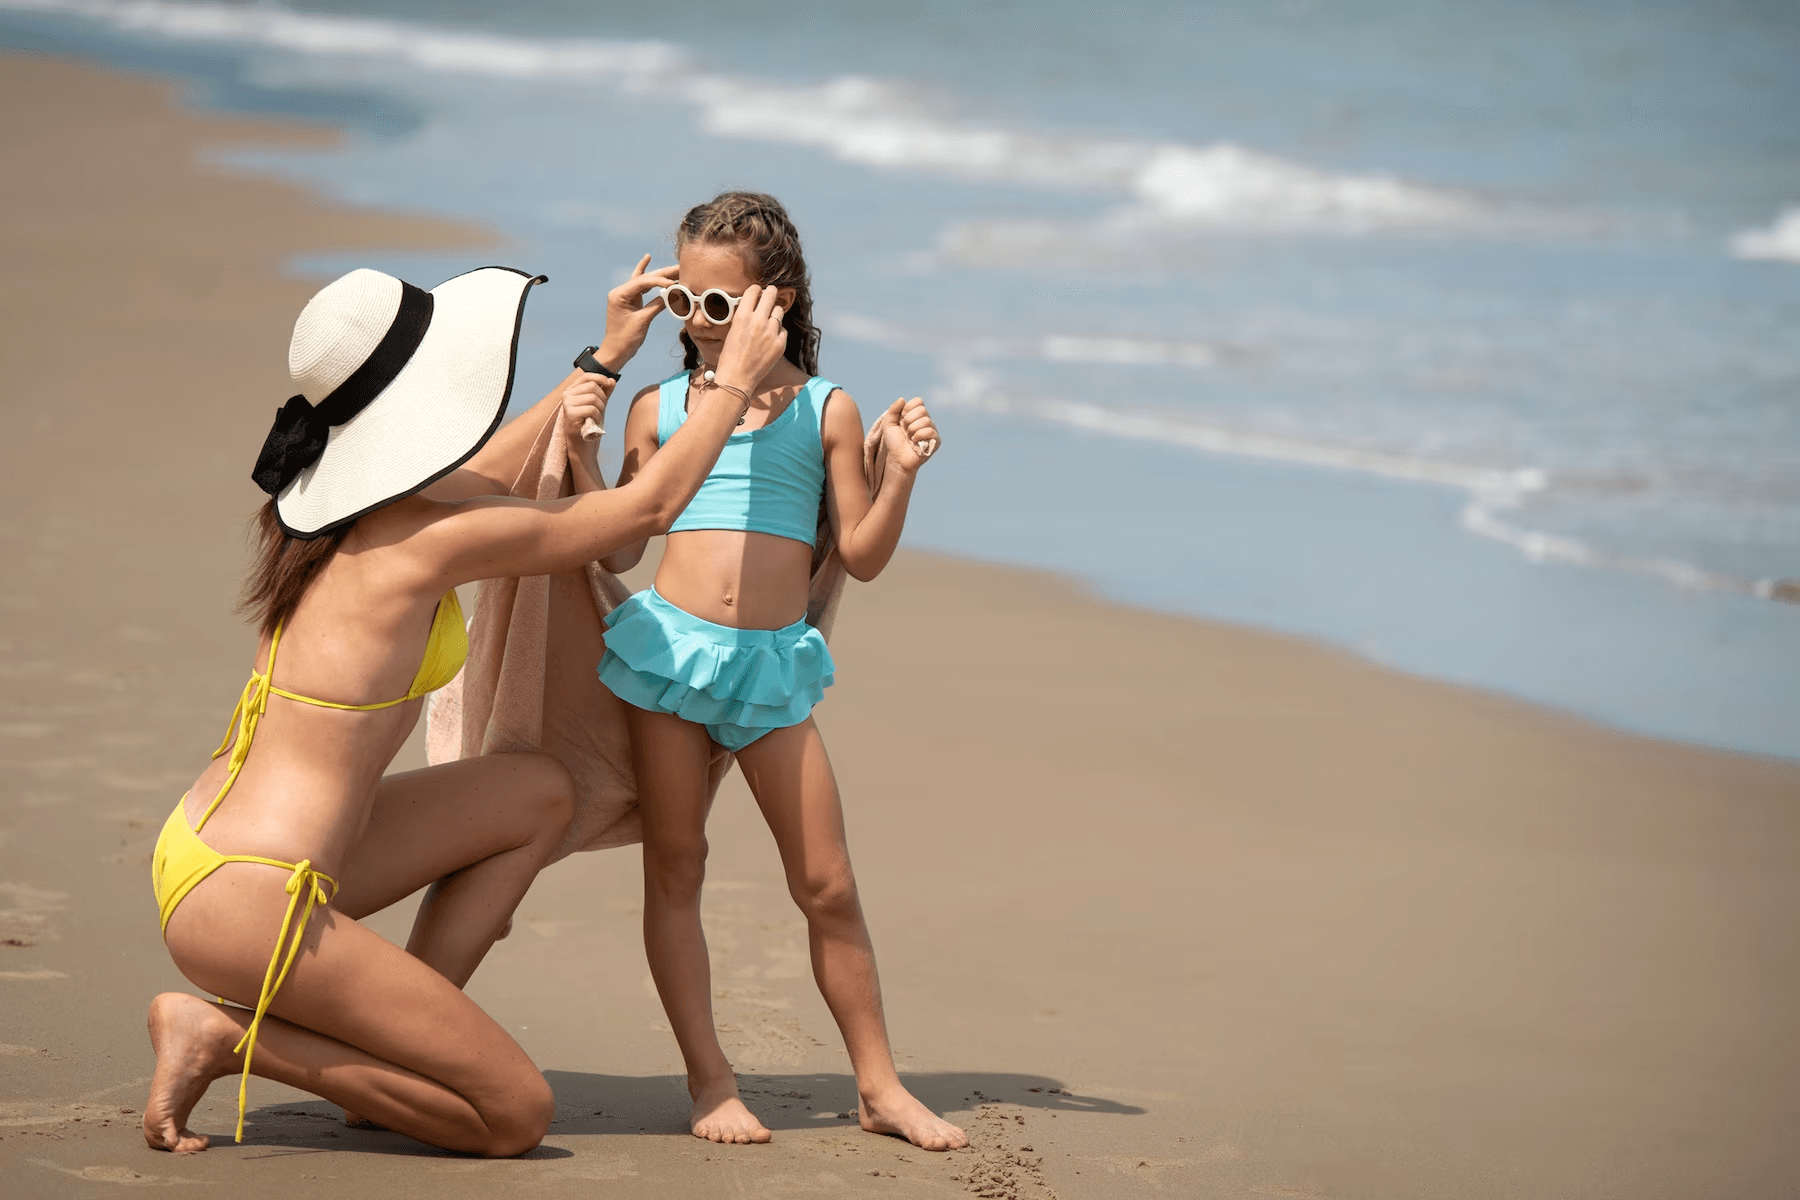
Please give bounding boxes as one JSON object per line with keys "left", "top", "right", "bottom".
{"left": 241, "top": 1069, "right": 1142, "bottom": 1155}
{"left": 540, "top": 1069, "right": 1146, "bottom": 1136}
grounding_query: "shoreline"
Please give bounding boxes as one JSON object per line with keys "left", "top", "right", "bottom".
{"left": 6, "top": 15, "right": 1794, "bottom": 762}
{"left": 4, "top": 52, "right": 1800, "bottom": 1200}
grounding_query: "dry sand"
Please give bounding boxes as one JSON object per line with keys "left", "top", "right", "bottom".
{"left": 4, "top": 52, "right": 1799, "bottom": 1199}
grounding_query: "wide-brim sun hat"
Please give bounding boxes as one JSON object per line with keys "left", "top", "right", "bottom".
{"left": 252, "top": 265, "right": 546, "bottom": 539}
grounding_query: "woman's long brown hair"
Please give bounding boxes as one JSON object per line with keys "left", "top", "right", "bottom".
{"left": 239, "top": 500, "right": 350, "bottom": 635}
{"left": 675, "top": 191, "right": 821, "bottom": 376}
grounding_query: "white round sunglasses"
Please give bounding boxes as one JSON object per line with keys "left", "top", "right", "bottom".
{"left": 660, "top": 283, "right": 744, "bottom": 326}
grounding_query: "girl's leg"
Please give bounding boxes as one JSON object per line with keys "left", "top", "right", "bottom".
{"left": 629, "top": 705, "right": 771, "bottom": 1144}
{"left": 149, "top": 873, "right": 554, "bottom": 1156}
{"left": 332, "top": 752, "right": 575, "bottom": 987}
{"left": 733, "top": 719, "right": 969, "bottom": 1152}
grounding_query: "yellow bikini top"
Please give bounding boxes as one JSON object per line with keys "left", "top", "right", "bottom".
{"left": 195, "top": 590, "right": 467, "bottom": 830}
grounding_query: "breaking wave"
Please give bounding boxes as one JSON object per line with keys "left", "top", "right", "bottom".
{"left": 3, "top": 0, "right": 1503, "bottom": 236}
{"left": 830, "top": 312, "right": 1793, "bottom": 603}
{"left": 1730, "top": 207, "right": 1800, "bottom": 265}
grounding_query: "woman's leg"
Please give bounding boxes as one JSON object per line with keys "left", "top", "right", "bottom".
{"left": 333, "top": 752, "right": 575, "bottom": 987}
{"left": 149, "top": 870, "right": 554, "bottom": 1156}
{"left": 628, "top": 705, "right": 772, "bottom": 1144}
{"left": 733, "top": 719, "right": 968, "bottom": 1152}
{"left": 145, "top": 754, "right": 572, "bottom": 1155}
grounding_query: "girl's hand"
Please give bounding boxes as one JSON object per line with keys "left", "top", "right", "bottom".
{"left": 880, "top": 398, "right": 940, "bottom": 473}
{"left": 712, "top": 284, "right": 789, "bottom": 390}
{"left": 594, "top": 254, "right": 678, "bottom": 370}
{"left": 559, "top": 371, "right": 614, "bottom": 445}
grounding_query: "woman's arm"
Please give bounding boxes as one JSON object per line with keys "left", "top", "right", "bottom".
{"left": 823, "top": 395, "right": 939, "bottom": 582}
{"left": 407, "top": 285, "right": 788, "bottom": 588}
{"left": 595, "top": 386, "right": 665, "bottom": 573}
{"left": 419, "top": 254, "right": 675, "bottom": 502}
{"left": 417, "top": 369, "right": 596, "bottom": 502}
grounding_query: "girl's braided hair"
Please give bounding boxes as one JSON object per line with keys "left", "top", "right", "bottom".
{"left": 675, "top": 191, "right": 820, "bottom": 376}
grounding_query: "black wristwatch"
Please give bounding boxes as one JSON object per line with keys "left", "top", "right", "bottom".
{"left": 574, "top": 346, "right": 621, "bottom": 379}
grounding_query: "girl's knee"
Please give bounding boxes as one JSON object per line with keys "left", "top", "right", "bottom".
{"left": 791, "top": 870, "right": 860, "bottom": 926}
{"left": 644, "top": 836, "right": 708, "bottom": 902}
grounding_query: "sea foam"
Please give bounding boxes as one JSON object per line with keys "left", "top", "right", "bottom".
{"left": 3, "top": 0, "right": 1498, "bottom": 237}
{"left": 832, "top": 313, "right": 1789, "bottom": 603}
{"left": 1729, "top": 207, "right": 1800, "bottom": 264}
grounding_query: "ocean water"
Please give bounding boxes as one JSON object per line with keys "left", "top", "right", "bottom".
{"left": 4, "top": 0, "right": 1797, "bottom": 756}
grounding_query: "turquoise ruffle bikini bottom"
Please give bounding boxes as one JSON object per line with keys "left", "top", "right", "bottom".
{"left": 598, "top": 586, "right": 834, "bottom": 751}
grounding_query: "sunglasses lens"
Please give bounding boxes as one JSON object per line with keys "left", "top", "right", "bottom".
{"left": 665, "top": 288, "right": 693, "bottom": 318}
{"left": 702, "top": 291, "right": 734, "bottom": 323}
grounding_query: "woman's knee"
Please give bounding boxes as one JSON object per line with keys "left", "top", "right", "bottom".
{"left": 509, "top": 753, "right": 575, "bottom": 842}
{"left": 477, "top": 1070, "right": 555, "bottom": 1158}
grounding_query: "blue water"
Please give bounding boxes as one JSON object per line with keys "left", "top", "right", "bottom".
{"left": 4, "top": 0, "right": 1797, "bottom": 756}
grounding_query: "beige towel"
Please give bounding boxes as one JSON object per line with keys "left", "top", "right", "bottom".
{"left": 426, "top": 399, "right": 901, "bottom": 862}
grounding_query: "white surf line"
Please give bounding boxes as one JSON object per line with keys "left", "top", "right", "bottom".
{"left": 0, "top": 0, "right": 1510, "bottom": 237}
{"left": 0, "top": 0, "right": 683, "bottom": 81}
{"left": 1729, "top": 206, "right": 1800, "bottom": 265}
{"left": 931, "top": 367, "right": 1788, "bottom": 603}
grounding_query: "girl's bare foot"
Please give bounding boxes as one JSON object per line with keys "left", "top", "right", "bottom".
{"left": 143, "top": 993, "right": 242, "bottom": 1154}
{"left": 859, "top": 1085, "right": 968, "bottom": 1152}
{"left": 689, "top": 1077, "right": 772, "bottom": 1144}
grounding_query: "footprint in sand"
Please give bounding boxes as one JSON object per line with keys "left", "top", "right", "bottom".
{"left": 955, "top": 1104, "right": 1059, "bottom": 1199}
{"left": 30, "top": 1158, "right": 196, "bottom": 1186}
{"left": 0, "top": 881, "right": 67, "bottom": 946}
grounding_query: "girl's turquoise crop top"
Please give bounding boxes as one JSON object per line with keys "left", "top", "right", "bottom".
{"left": 656, "top": 372, "right": 835, "bottom": 549}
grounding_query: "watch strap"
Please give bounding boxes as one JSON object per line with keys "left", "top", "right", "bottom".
{"left": 574, "top": 346, "right": 621, "bottom": 379}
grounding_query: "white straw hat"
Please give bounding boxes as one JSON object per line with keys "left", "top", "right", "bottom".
{"left": 252, "top": 265, "right": 546, "bottom": 538}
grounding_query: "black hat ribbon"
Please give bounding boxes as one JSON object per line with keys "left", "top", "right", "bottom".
{"left": 252, "top": 281, "right": 434, "bottom": 497}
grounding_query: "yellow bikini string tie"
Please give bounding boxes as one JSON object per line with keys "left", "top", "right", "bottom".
{"left": 230, "top": 856, "right": 337, "bottom": 1143}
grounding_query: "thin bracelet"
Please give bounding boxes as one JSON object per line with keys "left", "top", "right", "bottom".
{"left": 695, "top": 369, "right": 753, "bottom": 424}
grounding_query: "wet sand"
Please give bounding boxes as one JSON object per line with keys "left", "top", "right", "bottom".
{"left": 3, "top": 51, "right": 1799, "bottom": 1199}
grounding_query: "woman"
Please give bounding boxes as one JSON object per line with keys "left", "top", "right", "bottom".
{"left": 144, "top": 257, "right": 786, "bottom": 1156}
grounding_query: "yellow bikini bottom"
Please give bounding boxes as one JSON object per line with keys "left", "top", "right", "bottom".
{"left": 151, "top": 802, "right": 337, "bottom": 1143}
{"left": 152, "top": 590, "right": 462, "bottom": 1142}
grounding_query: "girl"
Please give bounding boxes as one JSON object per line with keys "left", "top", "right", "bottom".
{"left": 596, "top": 193, "right": 965, "bottom": 1151}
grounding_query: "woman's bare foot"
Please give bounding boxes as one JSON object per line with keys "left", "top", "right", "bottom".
{"left": 689, "top": 1077, "right": 772, "bottom": 1145}
{"left": 858, "top": 1085, "right": 968, "bottom": 1152}
{"left": 143, "top": 993, "right": 242, "bottom": 1154}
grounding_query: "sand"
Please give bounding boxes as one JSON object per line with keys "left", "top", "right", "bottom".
{"left": 3, "top": 51, "right": 1799, "bottom": 1200}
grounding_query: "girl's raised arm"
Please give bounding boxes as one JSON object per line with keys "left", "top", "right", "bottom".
{"left": 824, "top": 395, "right": 940, "bottom": 582}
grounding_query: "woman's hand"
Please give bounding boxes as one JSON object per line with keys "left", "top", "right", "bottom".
{"left": 711, "top": 284, "right": 789, "bottom": 391}
{"left": 593, "top": 254, "right": 678, "bottom": 371}
{"left": 880, "top": 398, "right": 940, "bottom": 473}
{"left": 559, "top": 371, "right": 614, "bottom": 448}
